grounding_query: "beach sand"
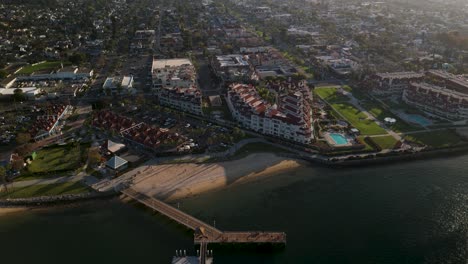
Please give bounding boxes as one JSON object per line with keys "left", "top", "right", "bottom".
{"left": 129, "top": 153, "right": 303, "bottom": 201}
{"left": 0, "top": 207, "right": 29, "bottom": 216}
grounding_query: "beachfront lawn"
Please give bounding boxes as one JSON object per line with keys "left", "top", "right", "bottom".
{"left": 360, "top": 100, "right": 421, "bottom": 133}
{"left": 404, "top": 130, "right": 465, "bottom": 148}
{"left": 17, "top": 61, "right": 71, "bottom": 75}
{"left": 15, "top": 144, "right": 87, "bottom": 182}
{"left": 28, "top": 145, "right": 84, "bottom": 173}
{"left": 371, "top": 135, "right": 398, "bottom": 150}
{"left": 331, "top": 102, "right": 387, "bottom": 135}
{"left": 0, "top": 182, "right": 91, "bottom": 199}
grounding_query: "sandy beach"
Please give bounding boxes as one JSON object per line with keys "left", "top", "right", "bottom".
{"left": 0, "top": 207, "right": 29, "bottom": 216}
{"left": 128, "top": 153, "right": 303, "bottom": 201}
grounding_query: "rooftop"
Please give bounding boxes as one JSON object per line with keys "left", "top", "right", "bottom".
{"left": 153, "top": 58, "right": 192, "bottom": 70}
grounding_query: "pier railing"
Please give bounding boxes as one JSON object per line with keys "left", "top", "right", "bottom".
{"left": 121, "top": 188, "right": 286, "bottom": 244}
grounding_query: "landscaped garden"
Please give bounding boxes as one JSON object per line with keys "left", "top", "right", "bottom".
{"left": 314, "top": 86, "right": 350, "bottom": 102}
{"left": 360, "top": 100, "right": 422, "bottom": 133}
{"left": 371, "top": 135, "right": 399, "bottom": 150}
{"left": 331, "top": 102, "right": 387, "bottom": 135}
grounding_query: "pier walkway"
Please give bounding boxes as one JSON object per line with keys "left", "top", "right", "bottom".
{"left": 121, "top": 188, "right": 286, "bottom": 244}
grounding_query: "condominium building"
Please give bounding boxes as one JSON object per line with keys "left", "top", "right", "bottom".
{"left": 371, "top": 72, "right": 424, "bottom": 96}
{"left": 151, "top": 58, "right": 202, "bottom": 115}
{"left": 227, "top": 83, "right": 313, "bottom": 144}
{"left": 402, "top": 71, "right": 468, "bottom": 120}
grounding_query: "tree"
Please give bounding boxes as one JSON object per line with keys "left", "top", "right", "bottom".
{"left": 12, "top": 88, "right": 26, "bottom": 102}
{"left": 16, "top": 133, "right": 31, "bottom": 145}
{"left": 87, "top": 147, "right": 101, "bottom": 166}
{"left": 68, "top": 52, "right": 87, "bottom": 65}
{"left": 0, "top": 166, "right": 6, "bottom": 185}
{"left": 0, "top": 69, "right": 7, "bottom": 79}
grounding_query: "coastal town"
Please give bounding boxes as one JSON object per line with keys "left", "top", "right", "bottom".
{"left": 0, "top": 0, "right": 468, "bottom": 263}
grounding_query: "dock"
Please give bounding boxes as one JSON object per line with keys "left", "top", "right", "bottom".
{"left": 121, "top": 188, "right": 286, "bottom": 244}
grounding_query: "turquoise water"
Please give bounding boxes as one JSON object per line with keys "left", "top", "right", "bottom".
{"left": 407, "top": 114, "right": 432, "bottom": 126}
{"left": 0, "top": 154, "right": 467, "bottom": 263}
{"left": 330, "top": 133, "right": 348, "bottom": 145}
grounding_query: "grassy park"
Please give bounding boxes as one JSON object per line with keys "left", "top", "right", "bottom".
{"left": 28, "top": 145, "right": 84, "bottom": 174}
{"left": 14, "top": 144, "right": 87, "bottom": 181}
{"left": 0, "top": 182, "right": 90, "bottom": 199}
{"left": 315, "top": 86, "right": 350, "bottom": 102}
{"left": 315, "top": 87, "right": 387, "bottom": 136}
{"left": 17, "top": 61, "right": 70, "bottom": 75}
{"left": 331, "top": 102, "right": 387, "bottom": 135}
{"left": 360, "top": 100, "right": 421, "bottom": 133}
{"left": 404, "top": 130, "right": 465, "bottom": 148}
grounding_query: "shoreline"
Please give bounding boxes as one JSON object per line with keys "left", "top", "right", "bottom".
{"left": 305, "top": 144, "right": 468, "bottom": 167}
{"left": 2, "top": 147, "right": 468, "bottom": 212}
{"left": 128, "top": 152, "right": 303, "bottom": 202}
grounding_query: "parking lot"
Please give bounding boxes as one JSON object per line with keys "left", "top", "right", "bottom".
{"left": 109, "top": 102, "right": 242, "bottom": 154}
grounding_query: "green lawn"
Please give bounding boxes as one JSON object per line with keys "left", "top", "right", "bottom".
{"left": 17, "top": 61, "right": 70, "bottom": 75}
{"left": 371, "top": 135, "right": 398, "bottom": 150}
{"left": 331, "top": 102, "right": 387, "bottom": 135}
{"left": 28, "top": 145, "right": 83, "bottom": 174}
{"left": 360, "top": 101, "right": 421, "bottom": 133}
{"left": 0, "top": 182, "right": 91, "bottom": 199}
{"left": 315, "top": 87, "right": 349, "bottom": 102}
{"left": 357, "top": 136, "right": 376, "bottom": 151}
{"left": 404, "top": 130, "right": 465, "bottom": 148}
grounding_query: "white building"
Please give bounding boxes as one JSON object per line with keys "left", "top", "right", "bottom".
{"left": 0, "top": 87, "right": 41, "bottom": 99}
{"left": 227, "top": 83, "right": 314, "bottom": 144}
{"left": 103, "top": 76, "right": 135, "bottom": 95}
{"left": 151, "top": 58, "right": 202, "bottom": 115}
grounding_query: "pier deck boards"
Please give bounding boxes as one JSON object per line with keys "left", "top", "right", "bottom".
{"left": 121, "top": 188, "right": 286, "bottom": 244}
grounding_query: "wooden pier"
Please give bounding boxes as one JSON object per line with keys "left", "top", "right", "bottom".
{"left": 121, "top": 188, "right": 286, "bottom": 244}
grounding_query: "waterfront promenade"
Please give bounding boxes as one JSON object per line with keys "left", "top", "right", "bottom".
{"left": 121, "top": 188, "right": 286, "bottom": 244}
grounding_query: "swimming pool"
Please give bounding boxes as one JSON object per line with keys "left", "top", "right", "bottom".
{"left": 329, "top": 133, "right": 348, "bottom": 145}
{"left": 406, "top": 114, "right": 432, "bottom": 126}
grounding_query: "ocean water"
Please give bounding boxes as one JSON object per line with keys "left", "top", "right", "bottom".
{"left": 0, "top": 155, "right": 467, "bottom": 264}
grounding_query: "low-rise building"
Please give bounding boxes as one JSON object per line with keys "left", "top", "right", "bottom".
{"left": 30, "top": 104, "right": 72, "bottom": 141}
{"left": 211, "top": 54, "right": 251, "bottom": 82}
{"left": 103, "top": 76, "right": 135, "bottom": 95}
{"left": 0, "top": 87, "right": 41, "bottom": 99}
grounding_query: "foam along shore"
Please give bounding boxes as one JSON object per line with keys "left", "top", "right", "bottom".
{"left": 128, "top": 153, "right": 303, "bottom": 202}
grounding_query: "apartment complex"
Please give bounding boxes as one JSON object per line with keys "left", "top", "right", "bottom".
{"left": 403, "top": 71, "right": 468, "bottom": 120}
{"left": 151, "top": 58, "right": 202, "bottom": 115}
{"left": 371, "top": 72, "right": 424, "bottom": 96}
{"left": 227, "top": 83, "right": 313, "bottom": 144}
